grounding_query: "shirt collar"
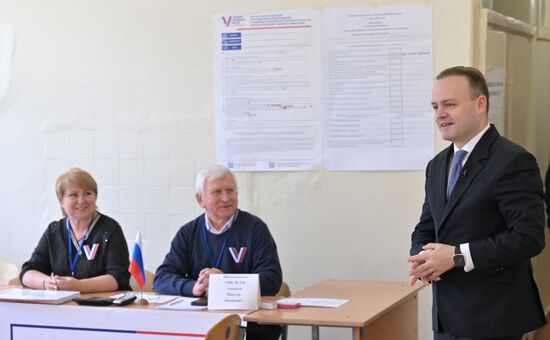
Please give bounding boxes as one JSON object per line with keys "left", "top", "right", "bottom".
{"left": 205, "top": 210, "right": 238, "bottom": 235}
{"left": 453, "top": 123, "right": 490, "bottom": 163}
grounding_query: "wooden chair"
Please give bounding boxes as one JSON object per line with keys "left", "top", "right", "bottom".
{"left": 8, "top": 277, "right": 21, "bottom": 285}
{"left": 277, "top": 281, "right": 291, "bottom": 297}
{"left": 0, "top": 260, "right": 19, "bottom": 286}
{"left": 276, "top": 281, "right": 291, "bottom": 340}
{"left": 205, "top": 314, "right": 244, "bottom": 340}
{"left": 129, "top": 270, "right": 155, "bottom": 292}
{"left": 532, "top": 310, "right": 550, "bottom": 339}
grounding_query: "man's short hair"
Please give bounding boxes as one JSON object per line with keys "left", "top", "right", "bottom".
{"left": 436, "top": 66, "right": 490, "bottom": 113}
{"left": 195, "top": 165, "right": 237, "bottom": 196}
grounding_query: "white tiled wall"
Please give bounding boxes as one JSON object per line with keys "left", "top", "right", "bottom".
{"left": 42, "top": 129, "right": 206, "bottom": 272}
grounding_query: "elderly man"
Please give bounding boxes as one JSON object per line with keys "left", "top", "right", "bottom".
{"left": 408, "top": 66, "right": 545, "bottom": 339}
{"left": 154, "top": 165, "right": 282, "bottom": 340}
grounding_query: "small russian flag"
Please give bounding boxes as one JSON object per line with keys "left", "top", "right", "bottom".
{"left": 129, "top": 231, "right": 146, "bottom": 289}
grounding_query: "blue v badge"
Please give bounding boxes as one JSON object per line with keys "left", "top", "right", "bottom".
{"left": 83, "top": 243, "right": 100, "bottom": 260}
{"left": 229, "top": 247, "right": 247, "bottom": 263}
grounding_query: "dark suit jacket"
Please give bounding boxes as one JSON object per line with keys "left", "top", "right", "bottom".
{"left": 411, "top": 125, "right": 546, "bottom": 337}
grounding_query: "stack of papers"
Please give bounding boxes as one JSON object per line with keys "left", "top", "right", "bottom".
{"left": 0, "top": 288, "right": 80, "bottom": 305}
{"left": 276, "top": 298, "right": 348, "bottom": 308}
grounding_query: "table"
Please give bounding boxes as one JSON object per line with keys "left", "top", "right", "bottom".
{"left": 244, "top": 280, "right": 423, "bottom": 340}
{"left": 0, "top": 290, "right": 236, "bottom": 340}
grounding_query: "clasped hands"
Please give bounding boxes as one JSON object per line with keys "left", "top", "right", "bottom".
{"left": 192, "top": 267, "right": 223, "bottom": 296}
{"left": 408, "top": 243, "right": 455, "bottom": 286}
{"left": 44, "top": 275, "right": 81, "bottom": 291}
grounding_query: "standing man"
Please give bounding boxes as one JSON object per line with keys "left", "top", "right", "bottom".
{"left": 154, "top": 165, "right": 282, "bottom": 340}
{"left": 408, "top": 66, "right": 546, "bottom": 339}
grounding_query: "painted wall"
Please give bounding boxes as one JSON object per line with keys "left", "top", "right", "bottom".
{"left": 0, "top": 1, "right": 478, "bottom": 339}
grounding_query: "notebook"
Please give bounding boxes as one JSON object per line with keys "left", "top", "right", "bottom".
{"left": 0, "top": 288, "right": 79, "bottom": 305}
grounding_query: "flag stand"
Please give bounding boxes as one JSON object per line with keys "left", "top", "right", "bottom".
{"left": 129, "top": 230, "right": 149, "bottom": 306}
{"left": 135, "top": 289, "right": 148, "bottom": 305}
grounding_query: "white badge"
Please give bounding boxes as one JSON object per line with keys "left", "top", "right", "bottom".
{"left": 208, "top": 274, "right": 260, "bottom": 310}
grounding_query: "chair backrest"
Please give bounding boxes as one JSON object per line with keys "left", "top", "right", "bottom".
{"left": 205, "top": 314, "right": 243, "bottom": 340}
{"left": 0, "top": 260, "right": 20, "bottom": 286}
{"left": 8, "top": 277, "right": 21, "bottom": 286}
{"left": 277, "top": 281, "right": 291, "bottom": 297}
{"left": 129, "top": 270, "right": 155, "bottom": 292}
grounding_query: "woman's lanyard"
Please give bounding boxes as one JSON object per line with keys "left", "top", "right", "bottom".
{"left": 66, "top": 215, "right": 97, "bottom": 277}
{"left": 202, "top": 214, "right": 237, "bottom": 269}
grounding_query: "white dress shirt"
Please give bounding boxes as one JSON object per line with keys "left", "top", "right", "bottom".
{"left": 452, "top": 123, "right": 490, "bottom": 272}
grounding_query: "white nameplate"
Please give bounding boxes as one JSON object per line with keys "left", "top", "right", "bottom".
{"left": 208, "top": 273, "right": 260, "bottom": 310}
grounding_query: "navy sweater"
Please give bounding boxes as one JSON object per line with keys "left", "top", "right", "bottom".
{"left": 153, "top": 210, "right": 282, "bottom": 296}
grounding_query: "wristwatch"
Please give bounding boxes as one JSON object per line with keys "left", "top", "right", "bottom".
{"left": 453, "top": 246, "right": 465, "bottom": 268}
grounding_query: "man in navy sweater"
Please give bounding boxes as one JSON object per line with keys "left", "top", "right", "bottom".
{"left": 154, "top": 165, "right": 283, "bottom": 340}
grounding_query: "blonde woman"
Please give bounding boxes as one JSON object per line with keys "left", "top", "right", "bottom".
{"left": 21, "top": 168, "right": 130, "bottom": 292}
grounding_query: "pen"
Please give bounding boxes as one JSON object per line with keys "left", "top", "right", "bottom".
{"left": 170, "top": 299, "right": 184, "bottom": 306}
{"left": 51, "top": 272, "right": 58, "bottom": 290}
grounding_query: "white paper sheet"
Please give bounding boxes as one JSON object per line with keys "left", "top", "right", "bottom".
{"left": 214, "top": 6, "right": 434, "bottom": 171}
{"left": 213, "top": 10, "right": 323, "bottom": 171}
{"left": 156, "top": 296, "right": 207, "bottom": 311}
{"left": 323, "top": 5, "right": 434, "bottom": 171}
{"left": 276, "top": 297, "right": 348, "bottom": 308}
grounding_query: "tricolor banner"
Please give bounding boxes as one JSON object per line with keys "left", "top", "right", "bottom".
{"left": 128, "top": 231, "right": 146, "bottom": 289}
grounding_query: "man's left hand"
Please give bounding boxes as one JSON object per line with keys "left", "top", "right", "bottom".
{"left": 408, "top": 243, "right": 455, "bottom": 282}
{"left": 198, "top": 268, "right": 223, "bottom": 296}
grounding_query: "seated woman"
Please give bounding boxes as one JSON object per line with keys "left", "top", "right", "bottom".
{"left": 21, "top": 168, "right": 131, "bottom": 292}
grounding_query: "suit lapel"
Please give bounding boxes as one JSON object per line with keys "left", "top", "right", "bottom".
{"left": 439, "top": 126, "right": 498, "bottom": 228}
{"left": 432, "top": 146, "right": 452, "bottom": 229}
{"left": 440, "top": 159, "right": 483, "bottom": 225}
